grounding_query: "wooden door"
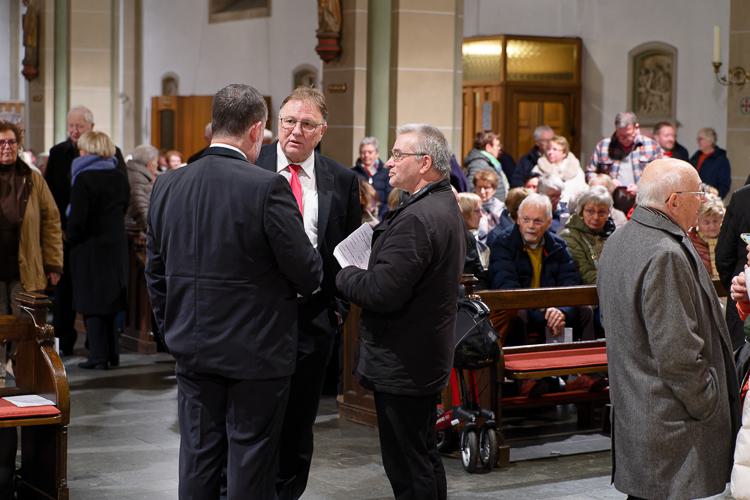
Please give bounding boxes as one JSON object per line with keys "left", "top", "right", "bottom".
{"left": 506, "top": 89, "right": 579, "bottom": 160}
{"left": 151, "top": 95, "right": 213, "bottom": 158}
{"left": 462, "top": 85, "right": 502, "bottom": 161}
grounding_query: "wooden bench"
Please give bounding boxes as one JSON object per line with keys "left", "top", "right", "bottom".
{"left": 0, "top": 292, "right": 69, "bottom": 500}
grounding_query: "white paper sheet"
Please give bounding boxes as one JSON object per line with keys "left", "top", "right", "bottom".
{"left": 2, "top": 394, "right": 56, "bottom": 407}
{"left": 334, "top": 223, "right": 374, "bottom": 270}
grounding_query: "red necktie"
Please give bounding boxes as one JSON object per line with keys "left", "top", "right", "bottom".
{"left": 288, "top": 164, "right": 304, "bottom": 215}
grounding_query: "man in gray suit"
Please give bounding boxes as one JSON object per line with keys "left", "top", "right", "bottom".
{"left": 598, "top": 158, "right": 739, "bottom": 500}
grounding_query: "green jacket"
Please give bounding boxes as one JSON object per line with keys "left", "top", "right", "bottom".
{"left": 559, "top": 213, "right": 615, "bottom": 285}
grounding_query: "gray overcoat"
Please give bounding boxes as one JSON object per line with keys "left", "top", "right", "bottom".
{"left": 597, "top": 206, "right": 740, "bottom": 500}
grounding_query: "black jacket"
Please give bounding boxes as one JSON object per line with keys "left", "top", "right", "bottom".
{"left": 145, "top": 147, "right": 323, "bottom": 379}
{"left": 690, "top": 146, "right": 732, "bottom": 198}
{"left": 45, "top": 138, "right": 127, "bottom": 229}
{"left": 336, "top": 179, "right": 467, "bottom": 396}
{"left": 717, "top": 183, "right": 750, "bottom": 289}
{"left": 666, "top": 141, "right": 690, "bottom": 162}
{"left": 510, "top": 145, "right": 543, "bottom": 187}
{"left": 67, "top": 165, "right": 130, "bottom": 315}
{"left": 256, "top": 143, "right": 361, "bottom": 336}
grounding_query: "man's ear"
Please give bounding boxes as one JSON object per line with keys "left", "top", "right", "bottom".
{"left": 248, "top": 121, "right": 263, "bottom": 143}
{"left": 419, "top": 154, "right": 433, "bottom": 175}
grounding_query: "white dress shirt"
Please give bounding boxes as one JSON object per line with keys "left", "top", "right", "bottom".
{"left": 209, "top": 142, "right": 247, "bottom": 160}
{"left": 276, "top": 142, "right": 319, "bottom": 249}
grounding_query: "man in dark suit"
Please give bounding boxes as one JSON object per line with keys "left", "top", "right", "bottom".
{"left": 510, "top": 124, "right": 554, "bottom": 187}
{"left": 255, "top": 86, "right": 361, "bottom": 500}
{"left": 45, "top": 105, "right": 127, "bottom": 354}
{"left": 145, "top": 84, "right": 322, "bottom": 500}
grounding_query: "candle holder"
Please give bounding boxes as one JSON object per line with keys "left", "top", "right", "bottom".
{"left": 713, "top": 61, "right": 750, "bottom": 87}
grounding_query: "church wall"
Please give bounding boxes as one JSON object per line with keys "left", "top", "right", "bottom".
{"left": 464, "top": 0, "right": 731, "bottom": 176}
{"left": 140, "top": 0, "right": 322, "bottom": 152}
{"left": 0, "top": 0, "right": 10, "bottom": 100}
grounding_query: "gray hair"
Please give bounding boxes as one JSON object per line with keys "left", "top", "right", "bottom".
{"left": 396, "top": 124, "right": 451, "bottom": 178}
{"left": 131, "top": 144, "right": 159, "bottom": 165}
{"left": 614, "top": 112, "right": 638, "bottom": 129}
{"left": 533, "top": 125, "right": 554, "bottom": 142}
{"left": 538, "top": 174, "right": 564, "bottom": 195}
{"left": 68, "top": 105, "right": 94, "bottom": 125}
{"left": 211, "top": 84, "right": 268, "bottom": 138}
{"left": 573, "top": 186, "right": 613, "bottom": 216}
{"left": 360, "top": 136, "right": 379, "bottom": 151}
{"left": 518, "top": 193, "right": 553, "bottom": 220}
{"left": 635, "top": 168, "right": 684, "bottom": 208}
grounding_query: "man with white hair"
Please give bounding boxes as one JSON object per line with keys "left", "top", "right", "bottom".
{"left": 487, "top": 193, "right": 586, "bottom": 348}
{"left": 511, "top": 124, "right": 554, "bottom": 187}
{"left": 336, "top": 124, "right": 466, "bottom": 500}
{"left": 45, "top": 105, "right": 127, "bottom": 355}
{"left": 598, "top": 158, "right": 739, "bottom": 499}
{"left": 126, "top": 144, "right": 160, "bottom": 232}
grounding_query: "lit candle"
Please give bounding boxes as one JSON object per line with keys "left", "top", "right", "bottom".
{"left": 713, "top": 25, "right": 721, "bottom": 64}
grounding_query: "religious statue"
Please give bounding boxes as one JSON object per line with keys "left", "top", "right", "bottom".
{"left": 315, "top": 0, "right": 342, "bottom": 62}
{"left": 22, "top": 0, "right": 40, "bottom": 81}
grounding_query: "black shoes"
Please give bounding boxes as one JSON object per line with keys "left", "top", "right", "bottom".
{"left": 108, "top": 356, "right": 120, "bottom": 367}
{"left": 78, "top": 360, "right": 108, "bottom": 370}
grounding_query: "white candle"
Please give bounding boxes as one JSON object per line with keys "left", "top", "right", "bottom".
{"left": 713, "top": 25, "right": 721, "bottom": 63}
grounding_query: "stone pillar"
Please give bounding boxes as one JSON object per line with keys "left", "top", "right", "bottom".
{"left": 727, "top": 0, "right": 750, "bottom": 194}
{"left": 52, "top": 0, "right": 69, "bottom": 145}
{"left": 365, "top": 0, "right": 391, "bottom": 156}
{"left": 320, "top": 0, "right": 369, "bottom": 166}
{"left": 120, "top": 0, "right": 142, "bottom": 152}
{"left": 389, "top": 0, "right": 460, "bottom": 151}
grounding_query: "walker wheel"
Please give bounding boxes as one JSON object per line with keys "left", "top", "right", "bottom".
{"left": 479, "top": 427, "right": 499, "bottom": 470}
{"left": 459, "top": 428, "right": 480, "bottom": 473}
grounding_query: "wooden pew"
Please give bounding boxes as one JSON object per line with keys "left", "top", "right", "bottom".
{"left": 0, "top": 292, "right": 69, "bottom": 500}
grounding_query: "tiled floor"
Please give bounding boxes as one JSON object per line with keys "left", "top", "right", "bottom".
{"left": 56, "top": 351, "right": 622, "bottom": 499}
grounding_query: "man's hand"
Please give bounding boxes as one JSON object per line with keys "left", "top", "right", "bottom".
{"left": 545, "top": 307, "right": 565, "bottom": 336}
{"left": 731, "top": 271, "right": 749, "bottom": 306}
{"left": 47, "top": 272, "right": 60, "bottom": 286}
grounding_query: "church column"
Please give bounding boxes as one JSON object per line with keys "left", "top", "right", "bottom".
{"left": 320, "top": 0, "right": 369, "bottom": 166}
{"left": 119, "top": 0, "right": 142, "bottom": 152}
{"left": 389, "top": 0, "right": 461, "bottom": 151}
{"left": 726, "top": 0, "right": 750, "bottom": 193}
{"left": 52, "top": 0, "right": 69, "bottom": 144}
{"left": 365, "top": 0, "right": 391, "bottom": 154}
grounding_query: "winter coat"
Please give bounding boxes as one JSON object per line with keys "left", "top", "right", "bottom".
{"left": 598, "top": 205, "right": 740, "bottom": 500}
{"left": 464, "top": 148, "right": 509, "bottom": 202}
{"left": 10, "top": 159, "right": 63, "bottom": 292}
{"left": 125, "top": 158, "right": 154, "bottom": 232}
{"left": 532, "top": 152, "right": 587, "bottom": 203}
{"left": 336, "top": 179, "right": 466, "bottom": 396}
{"left": 690, "top": 146, "right": 732, "bottom": 198}
{"left": 559, "top": 213, "right": 615, "bottom": 285}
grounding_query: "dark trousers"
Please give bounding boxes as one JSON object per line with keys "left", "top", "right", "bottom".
{"left": 276, "top": 330, "right": 336, "bottom": 500}
{"left": 177, "top": 369, "right": 290, "bottom": 500}
{"left": 83, "top": 314, "right": 117, "bottom": 364}
{"left": 726, "top": 295, "right": 746, "bottom": 350}
{"left": 0, "top": 428, "right": 16, "bottom": 500}
{"left": 373, "top": 391, "right": 446, "bottom": 500}
{"left": 54, "top": 245, "right": 77, "bottom": 354}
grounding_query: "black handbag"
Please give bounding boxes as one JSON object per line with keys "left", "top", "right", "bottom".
{"left": 453, "top": 297, "right": 500, "bottom": 369}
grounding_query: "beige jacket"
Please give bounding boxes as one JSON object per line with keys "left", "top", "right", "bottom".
{"left": 17, "top": 160, "right": 63, "bottom": 291}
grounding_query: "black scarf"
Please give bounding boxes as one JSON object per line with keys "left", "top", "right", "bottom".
{"left": 607, "top": 133, "right": 637, "bottom": 161}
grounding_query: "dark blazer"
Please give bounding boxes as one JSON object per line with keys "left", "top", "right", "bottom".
{"left": 666, "top": 141, "right": 690, "bottom": 162}
{"left": 717, "top": 183, "right": 750, "bottom": 289}
{"left": 145, "top": 147, "right": 323, "bottom": 379}
{"left": 336, "top": 179, "right": 467, "bottom": 396}
{"left": 690, "top": 146, "right": 732, "bottom": 198}
{"left": 510, "top": 146, "right": 543, "bottom": 187}
{"left": 45, "top": 138, "right": 127, "bottom": 229}
{"left": 256, "top": 143, "right": 361, "bottom": 335}
{"left": 67, "top": 167, "right": 130, "bottom": 315}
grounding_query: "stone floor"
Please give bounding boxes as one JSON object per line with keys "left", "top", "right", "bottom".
{"left": 52, "top": 351, "right": 625, "bottom": 499}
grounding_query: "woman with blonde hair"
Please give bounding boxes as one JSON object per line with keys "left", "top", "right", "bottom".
{"left": 67, "top": 130, "right": 129, "bottom": 369}
{"left": 533, "top": 135, "right": 587, "bottom": 203}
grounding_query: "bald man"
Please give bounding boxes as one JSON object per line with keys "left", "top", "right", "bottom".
{"left": 598, "top": 159, "right": 739, "bottom": 499}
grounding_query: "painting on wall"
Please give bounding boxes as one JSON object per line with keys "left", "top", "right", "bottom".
{"left": 628, "top": 42, "right": 677, "bottom": 126}
{"left": 209, "top": 0, "right": 270, "bottom": 23}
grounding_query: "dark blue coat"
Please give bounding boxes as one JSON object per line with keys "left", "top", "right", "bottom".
{"left": 690, "top": 146, "right": 732, "bottom": 198}
{"left": 487, "top": 224, "right": 581, "bottom": 314}
{"left": 353, "top": 159, "right": 391, "bottom": 219}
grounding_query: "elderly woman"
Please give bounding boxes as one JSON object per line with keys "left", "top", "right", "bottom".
{"left": 165, "top": 149, "right": 184, "bottom": 170}
{"left": 690, "top": 127, "right": 731, "bottom": 198}
{"left": 67, "top": 131, "right": 129, "bottom": 370}
{"left": 533, "top": 135, "right": 587, "bottom": 204}
{"left": 473, "top": 169, "right": 504, "bottom": 244}
{"left": 560, "top": 186, "right": 616, "bottom": 285}
{"left": 126, "top": 144, "right": 159, "bottom": 233}
{"left": 458, "top": 193, "right": 489, "bottom": 287}
{"left": 688, "top": 194, "right": 724, "bottom": 279}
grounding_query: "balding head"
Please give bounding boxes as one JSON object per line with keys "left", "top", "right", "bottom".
{"left": 636, "top": 159, "right": 704, "bottom": 232}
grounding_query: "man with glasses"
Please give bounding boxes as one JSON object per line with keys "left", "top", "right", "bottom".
{"left": 337, "top": 124, "right": 466, "bottom": 500}
{"left": 598, "top": 158, "right": 739, "bottom": 499}
{"left": 487, "top": 193, "right": 591, "bottom": 349}
{"left": 255, "top": 86, "right": 360, "bottom": 500}
{"left": 44, "top": 105, "right": 127, "bottom": 355}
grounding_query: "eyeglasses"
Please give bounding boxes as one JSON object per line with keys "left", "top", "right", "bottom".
{"left": 665, "top": 189, "right": 707, "bottom": 203}
{"left": 520, "top": 216, "right": 547, "bottom": 226}
{"left": 389, "top": 150, "right": 426, "bottom": 162}
{"left": 0, "top": 139, "right": 17, "bottom": 148}
{"left": 583, "top": 208, "right": 609, "bottom": 217}
{"left": 279, "top": 117, "right": 324, "bottom": 133}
